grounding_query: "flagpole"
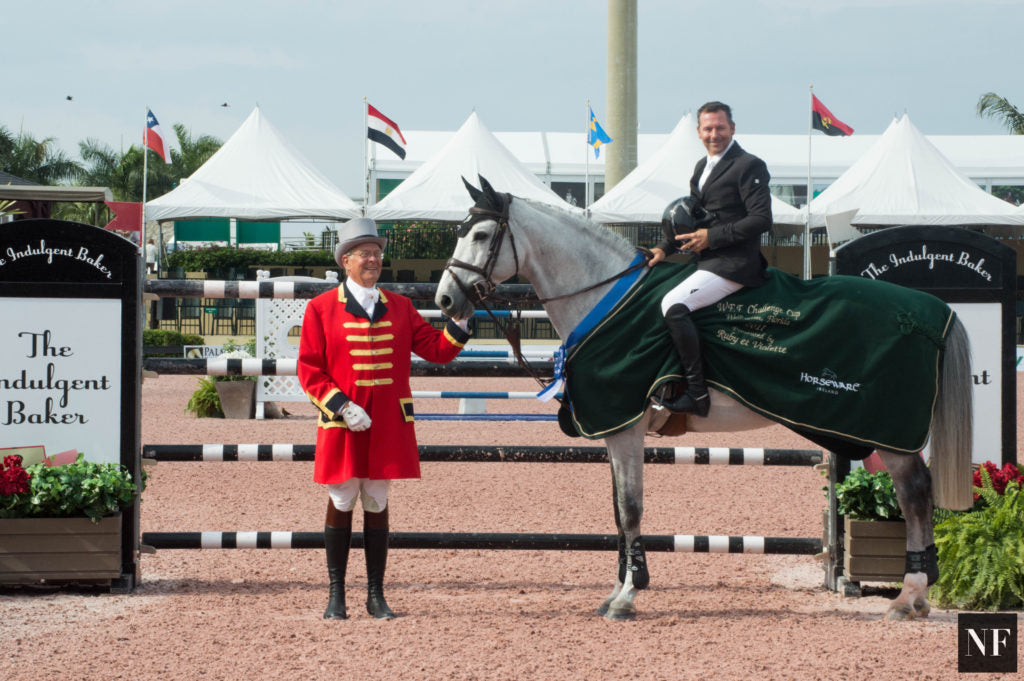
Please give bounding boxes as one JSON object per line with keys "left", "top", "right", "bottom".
{"left": 142, "top": 106, "right": 152, "bottom": 266}
{"left": 362, "top": 97, "right": 369, "bottom": 217}
{"left": 585, "top": 99, "right": 591, "bottom": 212}
{"left": 804, "top": 85, "right": 813, "bottom": 280}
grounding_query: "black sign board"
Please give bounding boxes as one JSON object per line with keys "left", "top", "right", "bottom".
{"left": 0, "top": 219, "right": 142, "bottom": 591}
{"left": 835, "top": 226, "right": 1016, "bottom": 466}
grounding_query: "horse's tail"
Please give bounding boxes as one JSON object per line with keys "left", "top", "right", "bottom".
{"left": 929, "top": 314, "right": 973, "bottom": 510}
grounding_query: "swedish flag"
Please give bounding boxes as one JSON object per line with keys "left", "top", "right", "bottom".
{"left": 588, "top": 108, "right": 612, "bottom": 159}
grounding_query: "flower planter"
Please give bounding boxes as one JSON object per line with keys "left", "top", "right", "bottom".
{"left": 216, "top": 380, "right": 256, "bottom": 419}
{"left": 842, "top": 516, "right": 907, "bottom": 583}
{"left": 0, "top": 514, "right": 122, "bottom": 584}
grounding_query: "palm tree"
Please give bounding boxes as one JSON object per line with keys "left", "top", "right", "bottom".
{"left": 78, "top": 138, "right": 144, "bottom": 200}
{"left": 0, "top": 130, "right": 83, "bottom": 184}
{"left": 977, "top": 92, "right": 1024, "bottom": 134}
{"left": 170, "top": 123, "right": 221, "bottom": 179}
{"left": 0, "top": 126, "right": 16, "bottom": 166}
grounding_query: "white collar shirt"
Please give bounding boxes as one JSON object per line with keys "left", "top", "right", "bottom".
{"left": 698, "top": 139, "right": 735, "bottom": 191}
{"left": 346, "top": 279, "right": 379, "bottom": 316}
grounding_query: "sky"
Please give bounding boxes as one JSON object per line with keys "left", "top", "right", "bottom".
{"left": 3, "top": 0, "right": 1022, "bottom": 200}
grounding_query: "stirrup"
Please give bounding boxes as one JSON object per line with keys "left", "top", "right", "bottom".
{"left": 653, "top": 389, "right": 709, "bottom": 417}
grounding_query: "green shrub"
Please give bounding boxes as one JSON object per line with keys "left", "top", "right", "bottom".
{"left": 166, "top": 246, "right": 337, "bottom": 271}
{"left": 143, "top": 329, "right": 204, "bottom": 348}
{"left": 929, "top": 469, "right": 1024, "bottom": 610}
{"left": 0, "top": 455, "right": 143, "bottom": 522}
{"left": 185, "top": 377, "right": 223, "bottom": 418}
{"left": 834, "top": 467, "right": 903, "bottom": 521}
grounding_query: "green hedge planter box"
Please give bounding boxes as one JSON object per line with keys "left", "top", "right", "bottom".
{"left": 0, "top": 514, "right": 122, "bottom": 585}
{"left": 843, "top": 516, "right": 907, "bottom": 583}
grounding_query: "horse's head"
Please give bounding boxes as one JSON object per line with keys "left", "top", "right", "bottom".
{"left": 435, "top": 175, "right": 519, "bottom": 319}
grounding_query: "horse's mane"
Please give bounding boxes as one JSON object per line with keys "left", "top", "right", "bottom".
{"left": 517, "top": 198, "right": 638, "bottom": 260}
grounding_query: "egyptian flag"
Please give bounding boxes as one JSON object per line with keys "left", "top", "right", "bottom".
{"left": 811, "top": 95, "right": 854, "bottom": 137}
{"left": 145, "top": 109, "right": 172, "bottom": 163}
{"left": 367, "top": 104, "right": 407, "bottom": 159}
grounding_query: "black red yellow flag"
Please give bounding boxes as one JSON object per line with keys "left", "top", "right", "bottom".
{"left": 811, "top": 95, "right": 854, "bottom": 136}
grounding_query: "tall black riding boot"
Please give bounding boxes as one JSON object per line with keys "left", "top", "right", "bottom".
{"left": 323, "top": 524, "right": 351, "bottom": 619}
{"left": 656, "top": 303, "right": 710, "bottom": 417}
{"left": 364, "top": 509, "right": 396, "bottom": 620}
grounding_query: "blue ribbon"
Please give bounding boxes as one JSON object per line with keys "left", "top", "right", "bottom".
{"left": 537, "top": 253, "right": 647, "bottom": 402}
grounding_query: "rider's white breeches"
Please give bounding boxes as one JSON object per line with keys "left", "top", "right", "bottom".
{"left": 661, "top": 269, "right": 742, "bottom": 315}
{"left": 327, "top": 478, "right": 390, "bottom": 513}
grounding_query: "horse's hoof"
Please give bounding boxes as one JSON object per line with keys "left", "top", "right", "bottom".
{"left": 885, "top": 604, "right": 915, "bottom": 621}
{"left": 603, "top": 604, "right": 636, "bottom": 621}
{"left": 596, "top": 600, "right": 611, "bottom": 616}
{"left": 605, "top": 609, "right": 636, "bottom": 622}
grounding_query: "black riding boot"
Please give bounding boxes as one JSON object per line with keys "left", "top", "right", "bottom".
{"left": 657, "top": 303, "right": 710, "bottom": 417}
{"left": 323, "top": 524, "right": 351, "bottom": 619}
{"left": 364, "top": 509, "right": 396, "bottom": 620}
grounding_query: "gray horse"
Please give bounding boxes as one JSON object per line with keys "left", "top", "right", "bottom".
{"left": 435, "top": 177, "right": 973, "bottom": 621}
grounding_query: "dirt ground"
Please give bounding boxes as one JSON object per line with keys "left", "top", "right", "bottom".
{"left": 1, "top": 374, "right": 1021, "bottom": 681}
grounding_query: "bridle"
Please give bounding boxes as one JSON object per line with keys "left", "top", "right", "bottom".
{"left": 444, "top": 193, "right": 651, "bottom": 390}
{"left": 445, "top": 191, "right": 519, "bottom": 308}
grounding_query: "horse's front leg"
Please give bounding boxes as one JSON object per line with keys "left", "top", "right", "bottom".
{"left": 600, "top": 425, "right": 648, "bottom": 621}
{"left": 877, "top": 450, "right": 938, "bottom": 620}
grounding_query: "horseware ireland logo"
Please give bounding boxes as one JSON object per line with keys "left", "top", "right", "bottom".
{"left": 798, "top": 368, "right": 861, "bottom": 395}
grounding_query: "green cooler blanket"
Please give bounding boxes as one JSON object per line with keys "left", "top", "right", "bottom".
{"left": 563, "top": 263, "right": 953, "bottom": 453}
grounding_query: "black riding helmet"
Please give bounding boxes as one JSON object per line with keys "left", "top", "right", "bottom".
{"left": 661, "top": 195, "right": 705, "bottom": 236}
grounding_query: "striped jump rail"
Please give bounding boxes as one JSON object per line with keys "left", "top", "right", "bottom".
{"left": 142, "top": 357, "right": 553, "bottom": 378}
{"left": 141, "top": 531, "right": 822, "bottom": 555}
{"left": 412, "top": 391, "right": 555, "bottom": 399}
{"left": 142, "top": 444, "right": 824, "bottom": 466}
{"left": 417, "top": 414, "right": 558, "bottom": 421}
{"left": 145, "top": 279, "right": 538, "bottom": 304}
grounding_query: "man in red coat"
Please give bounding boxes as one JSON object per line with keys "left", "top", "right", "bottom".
{"left": 298, "top": 218, "right": 469, "bottom": 620}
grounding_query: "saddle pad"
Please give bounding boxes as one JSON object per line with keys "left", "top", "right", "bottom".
{"left": 563, "top": 263, "right": 953, "bottom": 453}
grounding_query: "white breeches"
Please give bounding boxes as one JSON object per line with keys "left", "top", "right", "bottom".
{"left": 327, "top": 478, "right": 391, "bottom": 513}
{"left": 661, "top": 269, "right": 743, "bottom": 315}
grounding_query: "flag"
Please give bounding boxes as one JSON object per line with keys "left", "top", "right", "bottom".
{"left": 103, "top": 201, "right": 142, "bottom": 232}
{"left": 145, "top": 109, "right": 172, "bottom": 163}
{"left": 367, "top": 104, "right": 407, "bottom": 159}
{"left": 811, "top": 95, "right": 854, "bottom": 136}
{"left": 588, "top": 107, "right": 613, "bottom": 158}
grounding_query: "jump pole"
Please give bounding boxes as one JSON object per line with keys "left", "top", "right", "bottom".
{"left": 141, "top": 531, "right": 822, "bottom": 555}
{"left": 142, "top": 444, "right": 824, "bottom": 466}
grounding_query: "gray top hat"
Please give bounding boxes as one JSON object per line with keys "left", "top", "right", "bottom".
{"left": 334, "top": 217, "right": 387, "bottom": 267}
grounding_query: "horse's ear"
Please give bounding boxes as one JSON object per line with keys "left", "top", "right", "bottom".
{"left": 478, "top": 175, "right": 497, "bottom": 200}
{"left": 462, "top": 176, "right": 483, "bottom": 203}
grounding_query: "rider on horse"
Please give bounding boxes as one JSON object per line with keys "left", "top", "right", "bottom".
{"left": 647, "top": 101, "right": 773, "bottom": 417}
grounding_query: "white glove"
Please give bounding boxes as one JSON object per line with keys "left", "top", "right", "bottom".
{"left": 340, "top": 401, "right": 371, "bottom": 431}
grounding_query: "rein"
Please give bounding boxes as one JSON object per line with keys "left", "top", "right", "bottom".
{"left": 444, "top": 194, "right": 651, "bottom": 391}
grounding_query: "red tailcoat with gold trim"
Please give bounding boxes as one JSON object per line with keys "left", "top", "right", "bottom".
{"left": 298, "top": 283, "right": 469, "bottom": 484}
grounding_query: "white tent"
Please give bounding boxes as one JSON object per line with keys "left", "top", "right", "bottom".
{"left": 367, "top": 112, "right": 574, "bottom": 221}
{"left": 147, "top": 107, "right": 360, "bottom": 222}
{"left": 589, "top": 114, "right": 805, "bottom": 231}
{"left": 808, "top": 114, "right": 1024, "bottom": 229}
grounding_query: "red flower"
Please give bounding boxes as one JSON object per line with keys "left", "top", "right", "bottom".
{"left": 0, "top": 455, "right": 31, "bottom": 496}
{"left": 973, "top": 461, "right": 1024, "bottom": 500}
